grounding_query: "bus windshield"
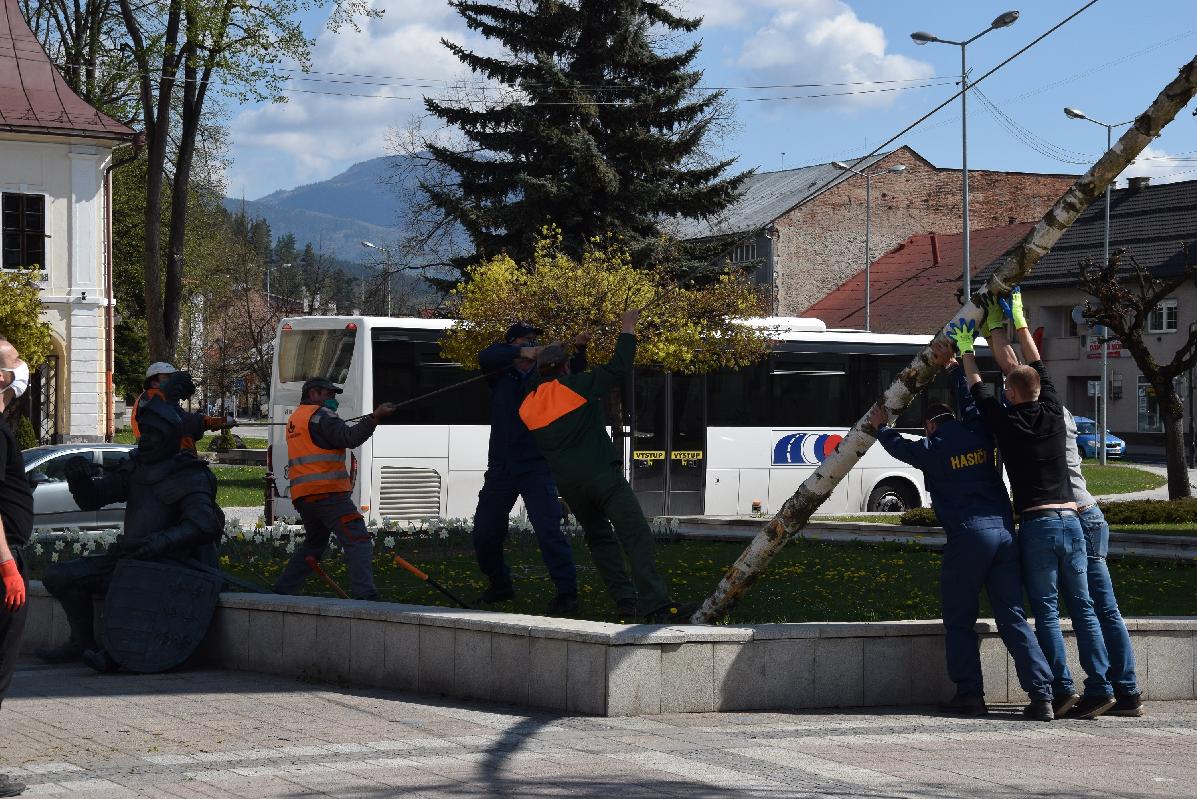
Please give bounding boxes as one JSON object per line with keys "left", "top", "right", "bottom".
{"left": 278, "top": 328, "right": 356, "bottom": 384}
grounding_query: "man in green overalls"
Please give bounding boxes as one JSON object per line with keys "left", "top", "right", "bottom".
{"left": 518, "top": 309, "right": 695, "bottom": 623}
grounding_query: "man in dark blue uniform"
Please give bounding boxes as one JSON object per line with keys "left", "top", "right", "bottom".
{"left": 472, "top": 323, "right": 583, "bottom": 615}
{"left": 869, "top": 339, "right": 1055, "bottom": 720}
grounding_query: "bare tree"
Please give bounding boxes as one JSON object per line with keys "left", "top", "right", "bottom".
{"left": 1080, "top": 246, "right": 1197, "bottom": 498}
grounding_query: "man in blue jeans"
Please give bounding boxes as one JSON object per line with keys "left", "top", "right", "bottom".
{"left": 1063, "top": 407, "right": 1143, "bottom": 716}
{"left": 871, "top": 339, "right": 1055, "bottom": 720}
{"left": 953, "top": 289, "right": 1115, "bottom": 719}
{"left": 472, "top": 323, "right": 584, "bottom": 615}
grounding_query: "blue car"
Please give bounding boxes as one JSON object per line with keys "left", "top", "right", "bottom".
{"left": 1073, "top": 416, "right": 1126, "bottom": 459}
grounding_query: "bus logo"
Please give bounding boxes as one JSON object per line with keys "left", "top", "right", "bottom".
{"left": 773, "top": 433, "right": 843, "bottom": 466}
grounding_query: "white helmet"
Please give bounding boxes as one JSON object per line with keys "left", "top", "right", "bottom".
{"left": 145, "top": 362, "right": 177, "bottom": 379}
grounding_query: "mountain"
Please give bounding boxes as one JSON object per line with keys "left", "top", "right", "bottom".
{"left": 224, "top": 156, "right": 414, "bottom": 262}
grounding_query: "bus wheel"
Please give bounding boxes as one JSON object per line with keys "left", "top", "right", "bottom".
{"left": 867, "top": 480, "right": 918, "bottom": 513}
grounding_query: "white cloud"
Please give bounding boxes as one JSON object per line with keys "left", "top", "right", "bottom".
{"left": 1120, "top": 145, "right": 1197, "bottom": 187}
{"left": 226, "top": 1, "right": 487, "bottom": 197}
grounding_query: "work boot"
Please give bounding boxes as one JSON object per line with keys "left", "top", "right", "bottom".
{"left": 82, "top": 648, "right": 119, "bottom": 674}
{"left": 615, "top": 597, "right": 638, "bottom": 621}
{"left": 644, "top": 601, "right": 700, "bottom": 625}
{"left": 937, "top": 693, "right": 988, "bottom": 717}
{"left": 0, "top": 773, "right": 26, "bottom": 797}
{"left": 34, "top": 640, "right": 88, "bottom": 664}
{"left": 1052, "top": 692, "right": 1081, "bottom": 718}
{"left": 1065, "top": 694, "right": 1116, "bottom": 720}
{"left": 1022, "top": 699, "right": 1055, "bottom": 722}
{"left": 1107, "top": 691, "right": 1145, "bottom": 717}
{"left": 477, "top": 582, "right": 515, "bottom": 605}
{"left": 546, "top": 593, "right": 579, "bottom": 616}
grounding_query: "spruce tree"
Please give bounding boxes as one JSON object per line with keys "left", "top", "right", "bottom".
{"left": 422, "top": 0, "right": 749, "bottom": 282}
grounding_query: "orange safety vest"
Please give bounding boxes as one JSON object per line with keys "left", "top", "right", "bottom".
{"left": 131, "top": 387, "right": 200, "bottom": 453}
{"left": 285, "top": 404, "right": 352, "bottom": 499}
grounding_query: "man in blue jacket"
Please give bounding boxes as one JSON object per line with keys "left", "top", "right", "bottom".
{"left": 473, "top": 322, "right": 584, "bottom": 615}
{"left": 869, "top": 339, "right": 1055, "bottom": 720}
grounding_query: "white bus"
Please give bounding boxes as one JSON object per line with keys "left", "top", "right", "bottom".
{"left": 266, "top": 316, "right": 996, "bottom": 524}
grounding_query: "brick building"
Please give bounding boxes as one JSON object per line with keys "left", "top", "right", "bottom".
{"left": 677, "top": 145, "right": 1074, "bottom": 316}
{"left": 976, "top": 177, "right": 1197, "bottom": 451}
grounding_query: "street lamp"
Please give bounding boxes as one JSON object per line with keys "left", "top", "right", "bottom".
{"left": 361, "top": 240, "right": 393, "bottom": 316}
{"left": 832, "top": 161, "right": 907, "bottom": 331}
{"left": 912, "top": 10, "right": 1019, "bottom": 302}
{"left": 1064, "top": 107, "right": 1134, "bottom": 465}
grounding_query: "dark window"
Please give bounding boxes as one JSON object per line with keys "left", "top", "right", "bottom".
{"left": 277, "top": 328, "right": 355, "bottom": 384}
{"left": 371, "top": 332, "right": 489, "bottom": 425}
{"left": 769, "top": 354, "right": 852, "bottom": 427}
{"left": 2, "top": 193, "right": 46, "bottom": 270}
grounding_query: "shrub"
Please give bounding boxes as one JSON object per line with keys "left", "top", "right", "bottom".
{"left": 900, "top": 507, "right": 940, "bottom": 527}
{"left": 1098, "top": 498, "right": 1197, "bottom": 525}
{"left": 11, "top": 414, "right": 37, "bottom": 450}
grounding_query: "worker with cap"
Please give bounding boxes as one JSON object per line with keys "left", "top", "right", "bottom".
{"left": 131, "top": 362, "right": 229, "bottom": 452}
{"left": 472, "top": 322, "right": 584, "bottom": 615}
{"left": 272, "top": 378, "right": 397, "bottom": 600}
{"left": 519, "top": 309, "right": 695, "bottom": 623}
{"left": 869, "top": 338, "right": 1056, "bottom": 721}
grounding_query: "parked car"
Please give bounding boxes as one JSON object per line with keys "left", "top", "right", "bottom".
{"left": 22, "top": 444, "right": 135, "bottom": 529}
{"left": 1073, "top": 416, "right": 1126, "bottom": 460}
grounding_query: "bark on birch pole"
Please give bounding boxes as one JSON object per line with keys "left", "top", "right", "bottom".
{"left": 694, "top": 54, "right": 1197, "bottom": 625}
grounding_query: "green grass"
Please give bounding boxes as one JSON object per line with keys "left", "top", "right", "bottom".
{"left": 814, "top": 514, "right": 903, "bottom": 525}
{"left": 213, "top": 465, "right": 266, "bottom": 507}
{"left": 1080, "top": 464, "right": 1165, "bottom": 495}
{"left": 112, "top": 428, "right": 267, "bottom": 449}
{"left": 1108, "top": 523, "right": 1197, "bottom": 536}
{"left": 215, "top": 535, "right": 1197, "bottom": 624}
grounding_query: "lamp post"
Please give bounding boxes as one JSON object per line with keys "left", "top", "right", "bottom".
{"left": 912, "top": 10, "right": 1019, "bottom": 302}
{"left": 361, "top": 240, "right": 393, "bottom": 316}
{"left": 832, "top": 162, "right": 907, "bottom": 331}
{"left": 1063, "top": 107, "right": 1133, "bottom": 465}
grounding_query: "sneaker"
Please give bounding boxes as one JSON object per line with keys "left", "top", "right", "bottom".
{"left": 644, "top": 601, "right": 700, "bottom": 624}
{"left": 1022, "top": 699, "right": 1055, "bottom": 722}
{"left": 546, "top": 593, "right": 579, "bottom": 616}
{"left": 34, "top": 640, "right": 87, "bottom": 664}
{"left": 0, "top": 773, "right": 26, "bottom": 797}
{"left": 937, "top": 693, "right": 988, "bottom": 716}
{"left": 1052, "top": 692, "right": 1080, "bottom": 717}
{"left": 477, "top": 582, "right": 515, "bottom": 605}
{"left": 1107, "top": 691, "right": 1145, "bottom": 717}
{"left": 1066, "top": 694, "right": 1116, "bottom": 720}
{"left": 615, "top": 598, "right": 639, "bottom": 620}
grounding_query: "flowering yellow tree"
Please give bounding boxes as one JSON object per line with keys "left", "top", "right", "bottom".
{"left": 0, "top": 268, "right": 53, "bottom": 370}
{"left": 440, "top": 230, "right": 771, "bottom": 373}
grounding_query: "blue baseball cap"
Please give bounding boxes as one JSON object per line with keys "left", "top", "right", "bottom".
{"left": 504, "top": 322, "right": 543, "bottom": 343}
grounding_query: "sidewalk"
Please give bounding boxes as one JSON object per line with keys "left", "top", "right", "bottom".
{"left": 3, "top": 663, "right": 1195, "bottom": 798}
{"left": 1094, "top": 463, "right": 1197, "bottom": 502}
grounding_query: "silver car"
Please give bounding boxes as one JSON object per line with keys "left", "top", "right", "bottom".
{"left": 23, "top": 444, "right": 135, "bottom": 529}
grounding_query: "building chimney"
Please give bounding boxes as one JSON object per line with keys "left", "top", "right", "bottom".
{"left": 930, "top": 233, "right": 940, "bottom": 265}
{"left": 1128, "top": 176, "right": 1151, "bottom": 191}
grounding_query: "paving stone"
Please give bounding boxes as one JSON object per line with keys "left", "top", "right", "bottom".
{"left": 862, "top": 636, "right": 913, "bottom": 706}
{"left": 311, "top": 614, "right": 352, "bottom": 683}
{"left": 383, "top": 618, "right": 420, "bottom": 691}
{"left": 813, "top": 637, "right": 863, "bottom": 707}
{"left": 453, "top": 629, "right": 492, "bottom": 701}
{"left": 660, "top": 643, "right": 715, "bottom": 713}
{"left": 528, "top": 637, "right": 568, "bottom": 711}
{"left": 715, "top": 638, "right": 814, "bottom": 711}
{"left": 1144, "top": 633, "right": 1197, "bottom": 701}
{"left": 607, "top": 645, "right": 662, "bottom": 716}
{"left": 247, "top": 610, "right": 286, "bottom": 675}
{"left": 978, "top": 635, "right": 1009, "bottom": 703}
{"left": 349, "top": 619, "right": 387, "bottom": 688}
{"left": 418, "top": 626, "right": 455, "bottom": 696}
{"left": 490, "top": 634, "right": 531, "bottom": 708}
{"left": 566, "top": 641, "right": 607, "bottom": 715}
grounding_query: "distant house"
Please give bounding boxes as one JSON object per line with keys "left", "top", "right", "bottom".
{"left": 976, "top": 176, "right": 1197, "bottom": 447}
{"left": 802, "top": 224, "right": 1033, "bottom": 334}
{"left": 676, "top": 145, "right": 1074, "bottom": 317}
{"left": 1, "top": 0, "right": 135, "bottom": 442}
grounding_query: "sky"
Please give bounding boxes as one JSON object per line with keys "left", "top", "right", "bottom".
{"left": 224, "top": 0, "right": 1197, "bottom": 201}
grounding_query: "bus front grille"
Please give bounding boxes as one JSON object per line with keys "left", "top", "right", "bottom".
{"left": 378, "top": 466, "right": 443, "bottom": 520}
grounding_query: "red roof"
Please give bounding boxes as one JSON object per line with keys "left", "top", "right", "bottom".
{"left": 802, "top": 223, "right": 1034, "bottom": 334}
{"left": 0, "top": 0, "right": 133, "bottom": 139}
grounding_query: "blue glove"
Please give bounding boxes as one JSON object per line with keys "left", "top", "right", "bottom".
{"left": 946, "top": 317, "right": 977, "bottom": 355}
{"left": 998, "top": 287, "right": 1028, "bottom": 330}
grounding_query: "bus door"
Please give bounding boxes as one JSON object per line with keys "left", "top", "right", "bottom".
{"left": 630, "top": 371, "right": 706, "bottom": 517}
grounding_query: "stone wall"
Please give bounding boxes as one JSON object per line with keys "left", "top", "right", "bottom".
{"left": 775, "top": 149, "right": 1075, "bottom": 315}
{"left": 23, "top": 584, "right": 1197, "bottom": 716}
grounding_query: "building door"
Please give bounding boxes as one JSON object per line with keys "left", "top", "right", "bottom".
{"left": 630, "top": 371, "right": 706, "bottom": 517}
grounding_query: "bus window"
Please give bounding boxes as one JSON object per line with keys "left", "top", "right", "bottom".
{"left": 769, "top": 355, "right": 852, "bottom": 427}
{"left": 278, "top": 328, "right": 355, "bottom": 384}
{"left": 707, "top": 364, "right": 769, "bottom": 427}
{"left": 371, "top": 333, "right": 489, "bottom": 424}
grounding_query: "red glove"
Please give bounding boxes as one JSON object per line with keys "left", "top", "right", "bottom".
{"left": 1, "top": 559, "right": 24, "bottom": 611}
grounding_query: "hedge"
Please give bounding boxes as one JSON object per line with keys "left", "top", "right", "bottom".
{"left": 901, "top": 499, "right": 1197, "bottom": 528}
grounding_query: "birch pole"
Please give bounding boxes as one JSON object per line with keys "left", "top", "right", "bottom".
{"left": 694, "top": 54, "right": 1197, "bottom": 625}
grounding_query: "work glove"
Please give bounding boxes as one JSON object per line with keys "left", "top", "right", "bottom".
{"left": 976, "top": 292, "right": 1006, "bottom": 336}
{"left": 0, "top": 558, "right": 24, "bottom": 611}
{"left": 999, "top": 287, "right": 1028, "bottom": 330}
{"left": 536, "top": 343, "right": 568, "bottom": 370}
{"left": 946, "top": 317, "right": 977, "bottom": 355}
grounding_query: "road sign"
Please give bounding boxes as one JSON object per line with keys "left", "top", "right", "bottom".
{"left": 1087, "top": 380, "right": 1103, "bottom": 397}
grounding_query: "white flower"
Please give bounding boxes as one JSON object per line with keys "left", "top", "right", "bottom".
{"left": 383, "top": 536, "right": 395, "bottom": 549}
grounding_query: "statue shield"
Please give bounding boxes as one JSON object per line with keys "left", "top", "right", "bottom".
{"left": 103, "top": 559, "right": 224, "bottom": 673}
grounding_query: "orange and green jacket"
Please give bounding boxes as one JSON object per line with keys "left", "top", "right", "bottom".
{"left": 518, "top": 333, "right": 635, "bottom": 484}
